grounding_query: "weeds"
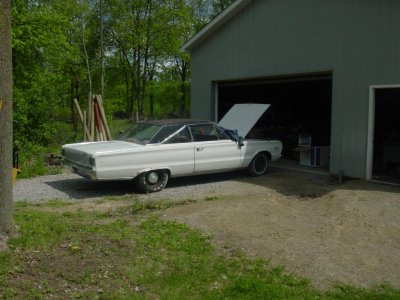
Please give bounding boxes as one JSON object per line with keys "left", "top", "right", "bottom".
{"left": 205, "top": 196, "right": 220, "bottom": 201}
{"left": 127, "top": 199, "right": 197, "bottom": 214}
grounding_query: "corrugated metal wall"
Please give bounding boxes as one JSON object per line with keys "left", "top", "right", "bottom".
{"left": 190, "top": 0, "right": 400, "bottom": 179}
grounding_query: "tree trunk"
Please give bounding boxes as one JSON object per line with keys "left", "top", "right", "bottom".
{"left": 140, "top": 0, "right": 152, "bottom": 116}
{"left": 125, "top": 68, "right": 130, "bottom": 116}
{"left": 148, "top": 61, "right": 156, "bottom": 117}
{"left": 80, "top": 0, "right": 92, "bottom": 99}
{"left": 100, "top": 0, "right": 105, "bottom": 98}
{"left": 180, "top": 61, "right": 187, "bottom": 116}
{"left": 71, "top": 76, "right": 79, "bottom": 132}
{"left": 131, "top": 78, "right": 137, "bottom": 121}
{"left": 150, "top": 94, "right": 154, "bottom": 117}
{"left": 135, "top": 47, "right": 142, "bottom": 119}
{"left": 0, "top": 0, "right": 16, "bottom": 247}
{"left": 176, "top": 57, "right": 188, "bottom": 117}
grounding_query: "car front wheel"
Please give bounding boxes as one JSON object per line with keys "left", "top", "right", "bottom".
{"left": 135, "top": 170, "right": 169, "bottom": 193}
{"left": 248, "top": 153, "right": 269, "bottom": 176}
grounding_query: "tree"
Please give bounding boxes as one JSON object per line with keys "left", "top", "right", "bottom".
{"left": 12, "top": 0, "right": 78, "bottom": 146}
{"left": 108, "top": 0, "right": 186, "bottom": 119}
{"left": 211, "top": 0, "right": 235, "bottom": 17}
{"left": 79, "top": 0, "right": 93, "bottom": 99}
{"left": 100, "top": 0, "right": 105, "bottom": 98}
{"left": 0, "top": 0, "right": 16, "bottom": 250}
{"left": 8, "top": 0, "right": 224, "bottom": 152}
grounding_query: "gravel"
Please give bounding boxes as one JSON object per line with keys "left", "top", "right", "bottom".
{"left": 13, "top": 173, "right": 100, "bottom": 202}
{"left": 12, "top": 170, "right": 242, "bottom": 203}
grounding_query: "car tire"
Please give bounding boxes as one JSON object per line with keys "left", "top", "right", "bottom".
{"left": 135, "top": 170, "right": 169, "bottom": 193}
{"left": 248, "top": 153, "right": 269, "bottom": 176}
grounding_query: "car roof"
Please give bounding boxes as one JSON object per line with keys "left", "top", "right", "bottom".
{"left": 139, "top": 119, "right": 213, "bottom": 126}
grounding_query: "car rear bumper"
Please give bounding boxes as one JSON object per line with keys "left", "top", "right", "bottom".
{"left": 62, "top": 159, "right": 98, "bottom": 180}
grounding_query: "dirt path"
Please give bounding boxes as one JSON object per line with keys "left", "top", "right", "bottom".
{"left": 157, "top": 168, "right": 400, "bottom": 290}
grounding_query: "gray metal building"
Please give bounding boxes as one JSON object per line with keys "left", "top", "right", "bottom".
{"left": 182, "top": 0, "right": 400, "bottom": 182}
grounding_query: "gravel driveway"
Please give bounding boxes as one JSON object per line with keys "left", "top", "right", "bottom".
{"left": 13, "top": 168, "right": 400, "bottom": 290}
{"left": 13, "top": 169, "right": 245, "bottom": 202}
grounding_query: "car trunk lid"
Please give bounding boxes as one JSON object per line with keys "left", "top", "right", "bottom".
{"left": 62, "top": 140, "right": 144, "bottom": 167}
{"left": 63, "top": 140, "right": 143, "bottom": 154}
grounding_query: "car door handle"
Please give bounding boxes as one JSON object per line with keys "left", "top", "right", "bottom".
{"left": 196, "top": 147, "right": 204, "bottom": 151}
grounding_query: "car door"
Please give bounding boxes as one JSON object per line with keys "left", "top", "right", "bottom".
{"left": 190, "top": 124, "right": 242, "bottom": 173}
{"left": 158, "top": 126, "right": 195, "bottom": 176}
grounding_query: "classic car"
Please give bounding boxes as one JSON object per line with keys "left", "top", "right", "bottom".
{"left": 61, "top": 104, "right": 282, "bottom": 192}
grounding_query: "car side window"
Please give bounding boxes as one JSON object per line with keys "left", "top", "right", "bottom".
{"left": 149, "top": 125, "right": 182, "bottom": 144}
{"left": 164, "top": 127, "right": 192, "bottom": 144}
{"left": 215, "top": 126, "right": 230, "bottom": 140}
{"left": 190, "top": 124, "right": 219, "bottom": 142}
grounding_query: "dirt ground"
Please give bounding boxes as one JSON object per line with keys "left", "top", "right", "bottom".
{"left": 155, "top": 168, "right": 400, "bottom": 290}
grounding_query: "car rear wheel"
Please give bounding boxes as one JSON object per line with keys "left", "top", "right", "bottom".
{"left": 248, "top": 153, "right": 269, "bottom": 176}
{"left": 135, "top": 170, "right": 169, "bottom": 193}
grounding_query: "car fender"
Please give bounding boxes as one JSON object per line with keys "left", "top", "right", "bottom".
{"left": 136, "top": 167, "right": 172, "bottom": 178}
{"left": 241, "top": 140, "right": 281, "bottom": 167}
{"left": 246, "top": 149, "right": 272, "bottom": 166}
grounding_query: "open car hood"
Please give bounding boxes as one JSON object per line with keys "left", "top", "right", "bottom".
{"left": 218, "top": 103, "right": 270, "bottom": 138}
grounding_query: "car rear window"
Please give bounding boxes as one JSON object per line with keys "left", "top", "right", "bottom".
{"left": 149, "top": 125, "right": 183, "bottom": 144}
{"left": 117, "top": 123, "right": 161, "bottom": 144}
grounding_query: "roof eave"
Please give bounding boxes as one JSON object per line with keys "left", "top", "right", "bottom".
{"left": 180, "top": 0, "right": 253, "bottom": 53}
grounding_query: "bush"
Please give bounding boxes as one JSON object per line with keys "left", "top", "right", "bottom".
{"left": 16, "top": 143, "right": 63, "bottom": 178}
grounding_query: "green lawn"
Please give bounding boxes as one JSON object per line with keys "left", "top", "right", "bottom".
{"left": 1, "top": 198, "right": 399, "bottom": 299}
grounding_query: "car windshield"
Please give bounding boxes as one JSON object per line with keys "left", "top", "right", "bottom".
{"left": 117, "top": 123, "right": 161, "bottom": 145}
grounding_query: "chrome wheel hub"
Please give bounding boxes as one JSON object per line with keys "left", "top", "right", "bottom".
{"left": 147, "top": 172, "right": 159, "bottom": 184}
{"left": 255, "top": 156, "right": 266, "bottom": 174}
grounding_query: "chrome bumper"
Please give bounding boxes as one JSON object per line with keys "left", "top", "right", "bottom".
{"left": 62, "top": 158, "right": 98, "bottom": 180}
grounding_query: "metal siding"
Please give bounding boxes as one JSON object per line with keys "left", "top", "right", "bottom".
{"left": 190, "top": 0, "right": 400, "bottom": 179}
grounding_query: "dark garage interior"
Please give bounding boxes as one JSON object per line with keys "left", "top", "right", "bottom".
{"left": 218, "top": 74, "right": 332, "bottom": 167}
{"left": 373, "top": 88, "right": 400, "bottom": 182}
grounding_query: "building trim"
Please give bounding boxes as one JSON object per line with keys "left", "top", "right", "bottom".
{"left": 180, "top": 0, "right": 253, "bottom": 52}
{"left": 367, "top": 84, "right": 400, "bottom": 180}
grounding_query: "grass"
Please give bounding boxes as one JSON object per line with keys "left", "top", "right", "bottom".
{"left": 1, "top": 198, "right": 400, "bottom": 299}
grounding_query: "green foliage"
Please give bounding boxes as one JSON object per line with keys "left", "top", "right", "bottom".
{"left": 148, "top": 79, "right": 183, "bottom": 117}
{"left": 14, "top": 120, "right": 73, "bottom": 178}
{"left": 9, "top": 0, "right": 227, "bottom": 178}
{"left": 11, "top": 0, "right": 82, "bottom": 179}
{"left": 108, "top": 118, "right": 131, "bottom": 138}
{"left": 14, "top": 72, "right": 70, "bottom": 145}
{"left": 211, "top": 0, "right": 236, "bottom": 18}
{"left": 16, "top": 144, "right": 62, "bottom": 178}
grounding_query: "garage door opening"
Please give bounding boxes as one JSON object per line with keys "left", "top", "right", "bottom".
{"left": 217, "top": 74, "right": 332, "bottom": 169}
{"left": 371, "top": 88, "right": 400, "bottom": 184}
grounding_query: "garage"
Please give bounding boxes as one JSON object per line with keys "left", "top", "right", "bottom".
{"left": 182, "top": 0, "right": 400, "bottom": 181}
{"left": 217, "top": 73, "right": 332, "bottom": 168}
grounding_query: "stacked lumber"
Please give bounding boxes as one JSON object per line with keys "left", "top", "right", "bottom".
{"left": 74, "top": 95, "right": 112, "bottom": 141}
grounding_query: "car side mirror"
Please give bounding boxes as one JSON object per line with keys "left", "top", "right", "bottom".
{"left": 238, "top": 136, "right": 244, "bottom": 147}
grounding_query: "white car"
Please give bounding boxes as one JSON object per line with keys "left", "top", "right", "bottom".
{"left": 62, "top": 104, "right": 282, "bottom": 192}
